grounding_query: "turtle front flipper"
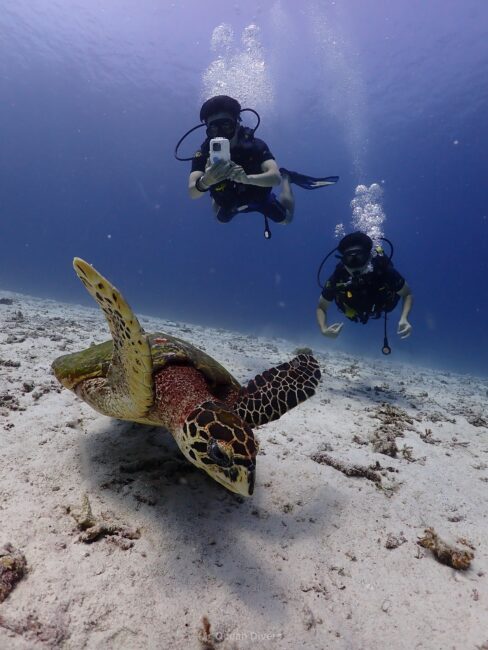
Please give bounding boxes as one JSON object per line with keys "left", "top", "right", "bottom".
{"left": 233, "top": 354, "right": 321, "bottom": 427}
{"left": 72, "top": 258, "right": 153, "bottom": 419}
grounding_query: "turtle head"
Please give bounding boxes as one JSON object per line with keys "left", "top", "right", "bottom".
{"left": 178, "top": 401, "right": 257, "bottom": 496}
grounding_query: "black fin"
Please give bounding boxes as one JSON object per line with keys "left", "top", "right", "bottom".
{"left": 280, "top": 168, "right": 339, "bottom": 190}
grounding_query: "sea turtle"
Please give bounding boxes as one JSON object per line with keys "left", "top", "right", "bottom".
{"left": 52, "top": 258, "right": 321, "bottom": 496}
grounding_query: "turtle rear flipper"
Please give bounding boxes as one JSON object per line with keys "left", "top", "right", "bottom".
{"left": 73, "top": 258, "right": 153, "bottom": 419}
{"left": 233, "top": 354, "right": 321, "bottom": 427}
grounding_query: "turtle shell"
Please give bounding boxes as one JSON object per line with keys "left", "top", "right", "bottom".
{"left": 52, "top": 331, "right": 240, "bottom": 392}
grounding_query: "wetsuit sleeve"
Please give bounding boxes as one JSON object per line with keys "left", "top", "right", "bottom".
{"left": 321, "top": 274, "right": 337, "bottom": 301}
{"left": 191, "top": 150, "right": 206, "bottom": 173}
{"left": 253, "top": 138, "right": 275, "bottom": 164}
{"left": 191, "top": 140, "right": 209, "bottom": 173}
{"left": 385, "top": 266, "right": 406, "bottom": 292}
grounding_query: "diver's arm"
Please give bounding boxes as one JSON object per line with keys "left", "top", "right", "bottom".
{"left": 398, "top": 283, "right": 413, "bottom": 321}
{"left": 228, "top": 159, "right": 282, "bottom": 187}
{"left": 317, "top": 296, "right": 344, "bottom": 338}
{"left": 397, "top": 282, "right": 413, "bottom": 338}
{"left": 316, "top": 296, "right": 330, "bottom": 332}
{"left": 189, "top": 171, "right": 207, "bottom": 200}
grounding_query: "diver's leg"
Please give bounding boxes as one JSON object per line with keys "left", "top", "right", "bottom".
{"left": 277, "top": 171, "right": 295, "bottom": 224}
{"left": 215, "top": 202, "right": 238, "bottom": 223}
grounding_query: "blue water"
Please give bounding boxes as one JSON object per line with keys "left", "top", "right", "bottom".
{"left": 1, "top": 1, "right": 487, "bottom": 375}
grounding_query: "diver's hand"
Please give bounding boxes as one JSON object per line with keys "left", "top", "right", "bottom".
{"left": 201, "top": 160, "right": 233, "bottom": 187}
{"left": 397, "top": 319, "right": 412, "bottom": 339}
{"left": 321, "top": 323, "right": 343, "bottom": 338}
{"left": 228, "top": 163, "right": 250, "bottom": 184}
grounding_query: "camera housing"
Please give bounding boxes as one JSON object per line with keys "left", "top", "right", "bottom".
{"left": 209, "top": 137, "right": 231, "bottom": 165}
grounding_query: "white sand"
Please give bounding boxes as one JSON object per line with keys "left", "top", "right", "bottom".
{"left": 1, "top": 289, "right": 487, "bottom": 650}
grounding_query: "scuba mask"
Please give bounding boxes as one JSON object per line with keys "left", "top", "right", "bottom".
{"left": 341, "top": 248, "right": 370, "bottom": 271}
{"left": 206, "top": 118, "right": 238, "bottom": 139}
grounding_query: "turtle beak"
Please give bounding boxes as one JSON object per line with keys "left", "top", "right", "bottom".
{"left": 233, "top": 465, "right": 255, "bottom": 497}
{"left": 211, "top": 464, "right": 255, "bottom": 497}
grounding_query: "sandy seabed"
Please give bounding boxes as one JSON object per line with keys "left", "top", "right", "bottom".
{"left": 0, "top": 289, "right": 487, "bottom": 650}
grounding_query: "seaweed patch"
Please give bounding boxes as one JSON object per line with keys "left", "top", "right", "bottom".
{"left": 67, "top": 493, "right": 140, "bottom": 549}
{"left": 417, "top": 527, "right": 474, "bottom": 570}
{"left": 0, "top": 544, "right": 27, "bottom": 602}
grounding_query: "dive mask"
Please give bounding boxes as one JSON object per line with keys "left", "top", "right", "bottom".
{"left": 206, "top": 118, "right": 238, "bottom": 139}
{"left": 341, "top": 248, "right": 370, "bottom": 269}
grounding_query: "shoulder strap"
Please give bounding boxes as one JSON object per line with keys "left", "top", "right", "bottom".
{"left": 372, "top": 254, "right": 392, "bottom": 275}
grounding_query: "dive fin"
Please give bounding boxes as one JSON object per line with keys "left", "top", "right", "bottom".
{"left": 280, "top": 167, "right": 339, "bottom": 190}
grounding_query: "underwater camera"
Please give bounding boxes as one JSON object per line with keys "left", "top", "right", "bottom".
{"left": 209, "top": 137, "right": 231, "bottom": 164}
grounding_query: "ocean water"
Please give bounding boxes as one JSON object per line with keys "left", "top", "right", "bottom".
{"left": 1, "top": 0, "right": 487, "bottom": 376}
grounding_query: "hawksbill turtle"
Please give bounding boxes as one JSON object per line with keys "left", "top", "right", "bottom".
{"left": 51, "top": 258, "right": 321, "bottom": 496}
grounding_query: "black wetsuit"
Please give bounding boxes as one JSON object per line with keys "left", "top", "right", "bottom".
{"left": 191, "top": 127, "right": 287, "bottom": 223}
{"left": 321, "top": 256, "right": 405, "bottom": 324}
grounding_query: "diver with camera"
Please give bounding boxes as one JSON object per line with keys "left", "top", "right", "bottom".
{"left": 316, "top": 231, "right": 413, "bottom": 354}
{"left": 176, "top": 95, "right": 339, "bottom": 239}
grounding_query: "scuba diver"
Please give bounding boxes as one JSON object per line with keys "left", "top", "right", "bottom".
{"left": 175, "top": 95, "right": 339, "bottom": 239}
{"left": 316, "top": 231, "right": 413, "bottom": 353}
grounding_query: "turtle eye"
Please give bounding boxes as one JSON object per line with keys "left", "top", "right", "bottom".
{"left": 207, "top": 438, "right": 232, "bottom": 468}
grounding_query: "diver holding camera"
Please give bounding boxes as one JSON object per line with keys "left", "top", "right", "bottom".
{"left": 177, "top": 95, "right": 339, "bottom": 238}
